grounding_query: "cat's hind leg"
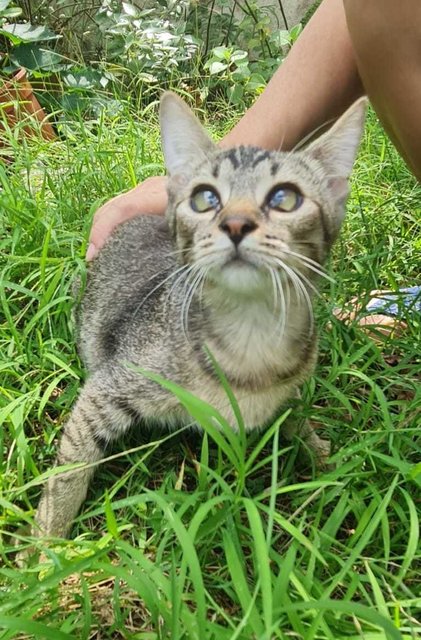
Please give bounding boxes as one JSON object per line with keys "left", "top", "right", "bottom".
{"left": 283, "top": 417, "right": 331, "bottom": 469}
{"left": 34, "top": 376, "right": 136, "bottom": 539}
{"left": 282, "top": 390, "right": 331, "bottom": 468}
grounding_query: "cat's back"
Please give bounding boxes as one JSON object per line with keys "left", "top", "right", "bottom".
{"left": 78, "top": 215, "right": 175, "bottom": 369}
{"left": 88, "top": 214, "right": 173, "bottom": 287}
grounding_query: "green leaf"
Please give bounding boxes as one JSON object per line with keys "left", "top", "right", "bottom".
{"left": 232, "top": 67, "right": 250, "bottom": 82}
{"left": 274, "top": 600, "right": 403, "bottom": 640}
{"left": 0, "top": 0, "right": 21, "bottom": 16}
{"left": 260, "top": 504, "right": 328, "bottom": 566}
{"left": 204, "top": 346, "right": 245, "bottom": 443}
{"left": 210, "top": 45, "right": 231, "bottom": 60}
{"left": 0, "top": 616, "right": 75, "bottom": 639}
{"left": 207, "top": 60, "right": 227, "bottom": 75}
{"left": 1, "top": 7, "right": 22, "bottom": 19}
{"left": 104, "top": 490, "right": 119, "bottom": 538}
{"left": 0, "top": 22, "right": 58, "bottom": 43}
{"left": 223, "top": 529, "right": 264, "bottom": 637}
{"left": 231, "top": 50, "right": 248, "bottom": 63}
{"left": 10, "top": 43, "right": 66, "bottom": 72}
{"left": 62, "top": 68, "right": 110, "bottom": 90}
{"left": 134, "top": 367, "right": 244, "bottom": 471}
{"left": 227, "top": 83, "right": 244, "bottom": 105}
{"left": 122, "top": 2, "right": 139, "bottom": 17}
{"left": 409, "top": 461, "right": 421, "bottom": 480}
{"left": 144, "top": 491, "right": 207, "bottom": 637}
{"left": 274, "top": 29, "right": 291, "bottom": 47}
{"left": 243, "top": 499, "right": 273, "bottom": 632}
{"left": 289, "top": 23, "right": 303, "bottom": 42}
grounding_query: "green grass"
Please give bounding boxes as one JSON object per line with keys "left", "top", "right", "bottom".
{"left": 0, "top": 102, "right": 420, "bottom": 640}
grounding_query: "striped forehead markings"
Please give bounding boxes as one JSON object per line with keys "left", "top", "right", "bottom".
{"left": 219, "top": 147, "right": 275, "bottom": 171}
{"left": 225, "top": 149, "right": 240, "bottom": 169}
{"left": 251, "top": 150, "right": 271, "bottom": 168}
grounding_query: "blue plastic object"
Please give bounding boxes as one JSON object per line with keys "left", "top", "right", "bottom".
{"left": 365, "top": 286, "right": 421, "bottom": 318}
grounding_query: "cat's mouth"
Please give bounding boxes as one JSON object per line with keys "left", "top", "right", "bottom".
{"left": 224, "top": 255, "right": 255, "bottom": 268}
{"left": 223, "top": 245, "right": 263, "bottom": 270}
{"left": 210, "top": 250, "right": 268, "bottom": 293}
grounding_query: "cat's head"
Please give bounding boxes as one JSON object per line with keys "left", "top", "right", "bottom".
{"left": 160, "top": 92, "right": 366, "bottom": 295}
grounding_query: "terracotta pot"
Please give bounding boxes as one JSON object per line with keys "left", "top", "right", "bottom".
{"left": 0, "top": 67, "right": 56, "bottom": 142}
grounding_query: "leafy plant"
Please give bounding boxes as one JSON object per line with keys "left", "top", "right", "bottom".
{"left": 95, "top": 1, "right": 200, "bottom": 84}
{"left": 0, "top": 0, "right": 59, "bottom": 74}
{"left": 13, "top": 1, "right": 304, "bottom": 109}
{"left": 204, "top": 45, "right": 266, "bottom": 105}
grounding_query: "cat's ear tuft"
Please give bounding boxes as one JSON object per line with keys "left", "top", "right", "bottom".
{"left": 306, "top": 97, "right": 368, "bottom": 179}
{"left": 160, "top": 92, "right": 216, "bottom": 176}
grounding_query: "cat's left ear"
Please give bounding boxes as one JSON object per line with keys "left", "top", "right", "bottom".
{"left": 160, "top": 92, "right": 216, "bottom": 176}
{"left": 307, "top": 97, "right": 367, "bottom": 192}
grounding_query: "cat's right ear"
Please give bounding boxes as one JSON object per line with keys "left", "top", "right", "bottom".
{"left": 160, "top": 92, "right": 216, "bottom": 176}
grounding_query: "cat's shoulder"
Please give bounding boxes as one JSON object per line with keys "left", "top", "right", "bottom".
{"left": 107, "top": 214, "right": 171, "bottom": 250}
{"left": 93, "top": 215, "right": 172, "bottom": 267}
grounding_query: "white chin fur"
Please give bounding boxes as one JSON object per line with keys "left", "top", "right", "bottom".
{"left": 211, "top": 260, "right": 267, "bottom": 294}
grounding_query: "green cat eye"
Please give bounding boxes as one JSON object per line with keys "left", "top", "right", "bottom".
{"left": 190, "top": 186, "right": 221, "bottom": 213}
{"left": 266, "top": 185, "right": 303, "bottom": 212}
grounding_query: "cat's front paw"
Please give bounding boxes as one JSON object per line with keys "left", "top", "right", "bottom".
{"left": 13, "top": 525, "right": 43, "bottom": 568}
{"left": 311, "top": 435, "right": 332, "bottom": 470}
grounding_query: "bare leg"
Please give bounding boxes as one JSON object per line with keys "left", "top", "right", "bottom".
{"left": 344, "top": 0, "right": 421, "bottom": 180}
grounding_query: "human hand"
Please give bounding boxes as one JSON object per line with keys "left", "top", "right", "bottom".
{"left": 87, "top": 175, "right": 168, "bottom": 261}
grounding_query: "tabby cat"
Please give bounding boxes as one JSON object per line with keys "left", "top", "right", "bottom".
{"left": 34, "top": 92, "right": 366, "bottom": 538}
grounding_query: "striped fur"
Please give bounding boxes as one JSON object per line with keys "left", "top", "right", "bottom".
{"left": 34, "top": 93, "right": 366, "bottom": 538}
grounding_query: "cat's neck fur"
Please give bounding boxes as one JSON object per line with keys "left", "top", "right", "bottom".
{"left": 196, "top": 281, "right": 313, "bottom": 387}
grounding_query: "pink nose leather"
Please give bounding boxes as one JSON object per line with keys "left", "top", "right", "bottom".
{"left": 219, "top": 216, "right": 258, "bottom": 246}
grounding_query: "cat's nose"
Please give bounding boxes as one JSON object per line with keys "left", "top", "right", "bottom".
{"left": 219, "top": 216, "right": 258, "bottom": 246}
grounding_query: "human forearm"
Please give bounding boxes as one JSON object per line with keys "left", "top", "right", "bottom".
{"left": 222, "top": 0, "right": 364, "bottom": 151}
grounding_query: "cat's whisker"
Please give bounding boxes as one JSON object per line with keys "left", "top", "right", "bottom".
{"left": 272, "top": 256, "right": 301, "bottom": 302}
{"left": 163, "top": 249, "right": 190, "bottom": 261}
{"left": 288, "top": 265, "right": 322, "bottom": 299}
{"left": 133, "top": 260, "right": 183, "bottom": 289}
{"left": 292, "top": 115, "right": 337, "bottom": 152}
{"left": 282, "top": 248, "right": 335, "bottom": 283}
{"left": 264, "top": 265, "right": 282, "bottom": 332}
{"left": 273, "top": 257, "right": 314, "bottom": 334}
{"left": 275, "top": 130, "right": 287, "bottom": 153}
{"left": 261, "top": 260, "right": 288, "bottom": 340}
{"left": 282, "top": 248, "right": 325, "bottom": 270}
{"left": 132, "top": 263, "right": 191, "bottom": 316}
{"left": 272, "top": 267, "right": 288, "bottom": 340}
{"left": 180, "top": 267, "right": 199, "bottom": 327}
{"left": 197, "top": 266, "right": 210, "bottom": 311}
{"left": 131, "top": 247, "right": 191, "bottom": 297}
{"left": 165, "top": 264, "right": 198, "bottom": 313}
{"left": 187, "top": 268, "right": 208, "bottom": 328}
{"left": 297, "top": 260, "right": 335, "bottom": 283}
{"left": 180, "top": 265, "right": 207, "bottom": 340}
{"left": 267, "top": 265, "right": 279, "bottom": 313}
{"left": 162, "top": 258, "right": 209, "bottom": 321}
